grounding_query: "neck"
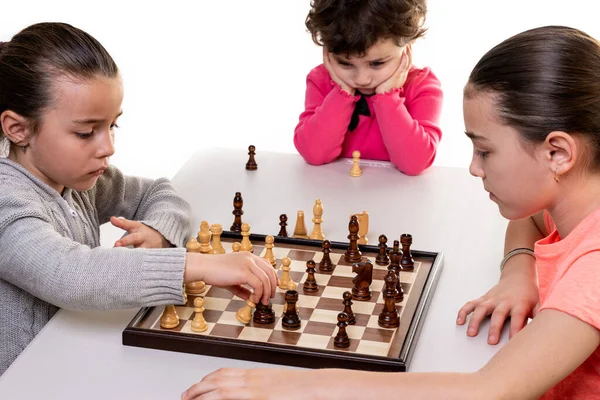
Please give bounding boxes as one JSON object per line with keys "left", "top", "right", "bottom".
{"left": 547, "top": 172, "right": 600, "bottom": 238}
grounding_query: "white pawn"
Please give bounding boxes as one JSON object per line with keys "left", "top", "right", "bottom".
{"left": 235, "top": 298, "right": 256, "bottom": 325}
{"left": 160, "top": 305, "right": 179, "bottom": 329}
{"left": 191, "top": 297, "right": 208, "bottom": 332}
{"left": 232, "top": 242, "right": 241, "bottom": 252}
{"left": 209, "top": 223, "right": 225, "bottom": 254}
{"left": 264, "top": 235, "right": 276, "bottom": 267}
{"left": 356, "top": 211, "right": 369, "bottom": 245}
{"left": 278, "top": 257, "right": 297, "bottom": 290}
{"left": 240, "top": 223, "right": 253, "bottom": 252}
{"left": 350, "top": 150, "right": 362, "bottom": 177}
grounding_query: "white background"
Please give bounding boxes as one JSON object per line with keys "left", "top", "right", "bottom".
{"left": 2, "top": 0, "right": 599, "bottom": 179}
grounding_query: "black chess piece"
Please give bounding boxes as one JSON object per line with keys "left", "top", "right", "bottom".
{"left": 303, "top": 260, "right": 319, "bottom": 293}
{"left": 400, "top": 234, "right": 415, "bottom": 271}
{"left": 389, "top": 240, "right": 402, "bottom": 272}
{"left": 344, "top": 215, "right": 362, "bottom": 263}
{"left": 246, "top": 145, "right": 258, "bottom": 170}
{"left": 351, "top": 260, "right": 373, "bottom": 301}
{"left": 230, "top": 192, "right": 243, "bottom": 232}
{"left": 334, "top": 312, "right": 351, "bottom": 348}
{"left": 375, "top": 234, "right": 390, "bottom": 265}
{"left": 318, "top": 240, "right": 335, "bottom": 272}
{"left": 278, "top": 214, "right": 288, "bottom": 237}
{"left": 378, "top": 269, "right": 400, "bottom": 328}
{"left": 342, "top": 291, "right": 356, "bottom": 325}
{"left": 253, "top": 302, "right": 276, "bottom": 324}
{"left": 389, "top": 265, "right": 404, "bottom": 303}
{"left": 281, "top": 290, "right": 301, "bottom": 330}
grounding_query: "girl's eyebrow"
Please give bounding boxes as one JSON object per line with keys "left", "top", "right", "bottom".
{"left": 73, "top": 110, "right": 123, "bottom": 124}
{"left": 465, "top": 131, "right": 490, "bottom": 143}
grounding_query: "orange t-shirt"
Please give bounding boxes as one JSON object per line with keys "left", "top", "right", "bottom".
{"left": 535, "top": 209, "right": 600, "bottom": 398}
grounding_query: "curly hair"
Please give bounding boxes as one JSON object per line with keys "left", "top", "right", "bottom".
{"left": 306, "top": 0, "right": 427, "bottom": 56}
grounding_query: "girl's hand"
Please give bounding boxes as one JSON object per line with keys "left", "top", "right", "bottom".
{"left": 375, "top": 44, "right": 412, "bottom": 95}
{"left": 186, "top": 252, "right": 278, "bottom": 306}
{"left": 110, "top": 216, "right": 171, "bottom": 248}
{"left": 181, "top": 368, "right": 322, "bottom": 400}
{"left": 322, "top": 48, "right": 355, "bottom": 95}
{"left": 456, "top": 260, "right": 539, "bottom": 345}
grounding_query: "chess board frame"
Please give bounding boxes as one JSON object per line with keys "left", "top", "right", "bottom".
{"left": 123, "top": 231, "right": 444, "bottom": 372}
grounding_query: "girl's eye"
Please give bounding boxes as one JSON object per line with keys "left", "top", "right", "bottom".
{"left": 475, "top": 149, "right": 489, "bottom": 159}
{"left": 110, "top": 123, "right": 119, "bottom": 130}
{"left": 370, "top": 61, "right": 385, "bottom": 67}
{"left": 337, "top": 60, "right": 352, "bottom": 67}
{"left": 76, "top": 132, "right": 93, "bottom": 139}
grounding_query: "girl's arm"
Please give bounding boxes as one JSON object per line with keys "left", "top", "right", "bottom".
{"left": 293, "top": 67, "right": 358, "bottom": 165}
{"left": 90, "top": 165, "right": 191, "bottom": 247}
{"left": 457, "top": 213, "right": 545, "bottom": 343}
{"left": 182, "top": 309, "right": 600, "bottom": 400}
{"left": 371, "top": 68, "right": 442, "bottom": 175}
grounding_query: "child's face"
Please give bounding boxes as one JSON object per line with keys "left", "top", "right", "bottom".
{"left": 25, "top": 75, "right": 123, "bottom": 193}
{"left": 329, "top": 38, "right": 405, "bottom": 95}
{"left": 464, "top": 94, "right": 552, "bottom": 220}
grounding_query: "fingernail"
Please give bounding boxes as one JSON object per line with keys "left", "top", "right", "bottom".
{"left": 456, "top": 317, "right": 461, "bottom": 324}
{"left": 489, "top": 335, "right": 496, "bottom": 343}
{"left": 468, "top": 328, "right": 475, "bottom": 335}
{"left": 181, "top": 391, "right": 186, "bottom": 399}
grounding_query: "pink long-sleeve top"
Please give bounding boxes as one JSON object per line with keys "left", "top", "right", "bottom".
{"left": 294, "top": 64, "right": 443, "bottom": 176}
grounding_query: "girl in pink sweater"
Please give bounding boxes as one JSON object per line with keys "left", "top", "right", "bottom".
{"left": 294, "top": 0, "right": 443, "bottom": 175}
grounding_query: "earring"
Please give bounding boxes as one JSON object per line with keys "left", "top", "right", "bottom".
{"left": 554, "top": 169, "right": 560, "bottom": 183}
{"left": 20, "top": 145, "right": 26, "bottom": 153}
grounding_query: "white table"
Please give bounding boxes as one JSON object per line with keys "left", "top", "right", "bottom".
{"left": 0, "top": 149, "right": 509, "bottom": 399}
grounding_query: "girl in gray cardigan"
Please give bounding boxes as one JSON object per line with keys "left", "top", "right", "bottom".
{"left": 0, "top": 23, "right": 277, "bottom": 375}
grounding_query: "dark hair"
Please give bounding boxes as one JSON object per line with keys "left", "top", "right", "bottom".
{"left": 465, "top": 25, "right": 600, "bottom": 169}
{"left": 0, "top": 22, "right": 119, "bottom": 152}
{"left": 306, "top": 0, "right": 427, "bottom": 56}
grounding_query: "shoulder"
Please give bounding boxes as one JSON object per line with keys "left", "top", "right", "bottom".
{"left": 404, "top": 66, "right": 443, "bottom": 96}
{"left": 306, "top": 64, "right": 334, "bottom": 88}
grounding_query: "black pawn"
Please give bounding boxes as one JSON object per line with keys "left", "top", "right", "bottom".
{"left": 378, "top": 270, "right": 400, "bottom": 328}
{"left": 278, "top": 214, "right": 288, "bottom": 237}
{"left": 375, "top": 234, "right": 390, "bottom": 265}
{"left": 230, "top": 192, "right": 243, "bottom": 232}
{"left": 400, "top": 234, "right": 415, "bottom": 271}
{"left": 389, "top": 265, "right": 404, "bottom": 303}
{"left": 389, "top": 240, "right": 402, "bottom": 271}
{"left": 318, "top": 240, "right": 335, "bottom": 272}
{"left": 253, "top": 302, "right": 275, "bottom": 324}
{"left": 281, "top": 290, "right": 301, "bottom": 330}
{"left": 342, "top": 291, "right": 356, "bottom": 325}
{"left": 246, "top": 145, "right": 258, "bottom": 170}
{"left": 303, "top": 260, "right": 319, "bottom": 293}
{"left": 333, "top": 312, "right": 350, "bottom": 348}
{"left": 344, "top": 215, "right": 362, "bottom": 263}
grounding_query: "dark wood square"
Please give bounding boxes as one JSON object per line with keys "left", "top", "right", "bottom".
{"left": 210, "top": 324, "right": 245, "bottom": 338}
{"left": 362, "top": 327, "right": 395, "bottom": 343}
{"left": 326, "top": 337, "right": 360, "bottom": 352}
{"left": 205, "top": 286, "right": 235, "bottom": 299}
{"left": 303, "top": 321, "right": 337, "bottom": 336}
{"left": 268, "top": 330, "right": 302, "bottom": 345}
{"left": 286, "top": 249, "right": 317, "bottom": 262}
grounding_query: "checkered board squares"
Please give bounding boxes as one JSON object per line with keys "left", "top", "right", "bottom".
{"left": 123, "top": 232, "right": 442, "bottom": 372}
{"left": 148, "top": 242, "right": 421, "bottom": 359}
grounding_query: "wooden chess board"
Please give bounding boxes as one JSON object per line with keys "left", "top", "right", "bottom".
{"left": 123, "top": 232, "right": 443, "bottom": 372}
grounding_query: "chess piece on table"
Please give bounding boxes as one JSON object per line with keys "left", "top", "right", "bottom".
{"left": 240, "top": 223, "right": 253, "bottom": 252}
{"left": 191, "top": 297, "right": 208, "bottom": 332}
{"left": 351, "top": 260, "right": 373, "bottom": 301}
{"left": 349, "top": 150, "right": 362, "bottom": 177}
{"left": 389, "top": 265, "right": 405, "bottom": 303}
{"left": 232, "top": 242, "right": 241, "bottom": 252}
{"left": 378, "top": 269, "right": 400, "bottom": 328}
{"left": 245, "top": 145, "right": 258, "bottom": 170}
{"left": 318, "top": 240, "right": 335, "bottom": 272}
{"left": 185, "top": 237, "right": 206, "bottom": 295}
{"left": 375, "top": 234, "right": 390, "bottom": 265}
{"left": 264, "top": 235, "right": 276, "bottom": 267}
{"left": 342, "top": 291, "right": 356, "bottom": 325}
{"left": 400, "top": 234, "right": 415, "bottom": 271}
{"left": 253, "top": 301, "right": 276, "bottom": 324}
{"left": 355, "top": 211, "right": 369, "bottom": 245}
{"left": 279, "top": 257, "right": 297, "bottom": 290}
{"left": 236, "top": 298, "right": 256, "bottom": 325}
{"left": 293, "top": 210, "right": 309, "bottom": 239}
{"left": 281, "top": 290, "right": 301, "bottom": 330}
{"left": 278, "top": 214, "right": 288, "bottom": 237}
{"left": 333, "top": 312, "right": 351, "bottom": 348}
{"left": 209, "top": 224, "right": 225, "bottom": 254}
{"left": 344, "top": 215, "right": 362, "bottom": 263}
{"left": 160, "top": 305, "right": 179, "bottom": 329}
{"left": 389, "top": 240, "right": 402, "bottom": 272}
{"left": 303, "top": 260, "right": 319, "bottom": 293}
{"left": 198, "top": 221, "right": 213, "bottom": 254}
{"left": 230, "top": 192, "right": 244, "bottom": 232}
{"left": 309, "top": 199, "right": 325, "bottom": 240}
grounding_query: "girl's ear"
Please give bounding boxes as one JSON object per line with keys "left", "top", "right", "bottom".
{"left": 1, "top": 110, "right": 31, "bottom": 146}
{"left": 544, "top": 131, "right": 578, "bottom": 175}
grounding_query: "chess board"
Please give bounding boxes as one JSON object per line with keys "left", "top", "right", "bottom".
{"left": 123, "top": 232, "right": 443, "bottom": 372}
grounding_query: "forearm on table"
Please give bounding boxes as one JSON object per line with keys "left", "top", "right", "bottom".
{"left": 501, "top": 215, "right": 543, "bottom": 279}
